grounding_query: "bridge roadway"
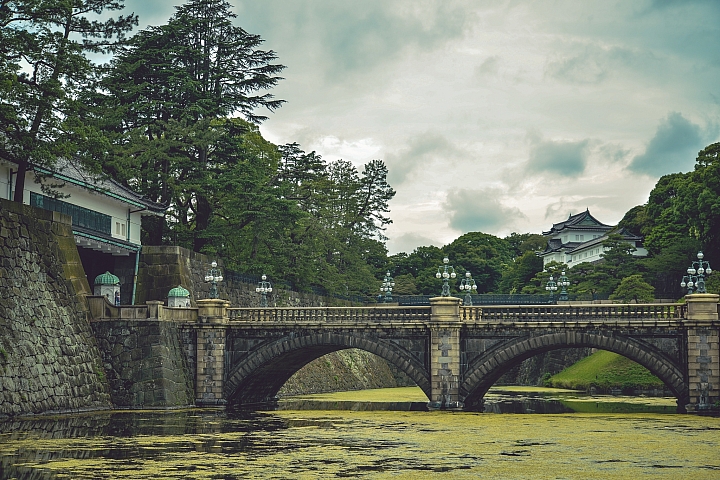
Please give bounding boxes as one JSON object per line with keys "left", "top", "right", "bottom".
{"left": 88, "top": 294, "right": 720, "bottom": 413}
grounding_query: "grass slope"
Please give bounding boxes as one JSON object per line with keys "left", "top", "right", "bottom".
{"left": 547, "top": 350, "right": 664, "bottom": 391}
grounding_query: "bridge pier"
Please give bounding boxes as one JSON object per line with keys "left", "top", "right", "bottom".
{"left": 428, "top": 297, "right": 464, "bottom": 410}
{"left": 195, "top": 299, "right": 230, "bottom": 407}
{"left": 684, "top": 294, "right": 719, "bottom": 413}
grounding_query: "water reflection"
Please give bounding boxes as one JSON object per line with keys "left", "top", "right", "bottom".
{"left": 277, "top": 386, "right": 679, "bottom": 414}
{"left": 0, "top": 389, "right": 715, "bottom": 479}
{"left": 483, "top": 388, "right": 679, "bottom": 414}
{"left": 1, "top": 405, "right": 719, "bottom": 479}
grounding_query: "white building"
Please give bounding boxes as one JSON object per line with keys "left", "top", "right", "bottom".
{"left": 0, "top": 158, "right": 165, "bottom": 303}
{"left": 539, "top": 209, "right": 648, "bottom": 267}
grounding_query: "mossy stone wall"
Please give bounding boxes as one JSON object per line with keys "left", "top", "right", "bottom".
{"left": 279, "top": 349, "right": 415, "bottom": 396}
{"left": 135, "top": 246, "right": 351, "bottom": 307}
{"left": 91, "top": 319, "right": 195, "bottom": 408}
{"left": 0, "top": 199, "right": 111, "bottom": 417}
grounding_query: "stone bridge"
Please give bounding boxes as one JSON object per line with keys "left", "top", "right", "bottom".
{"left": 87, "top": 295, "right": 720, "bottom": 413}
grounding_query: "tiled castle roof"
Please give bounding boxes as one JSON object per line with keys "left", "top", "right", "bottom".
{"left": 542, "top": 208, "right": 613, "bottom": 236}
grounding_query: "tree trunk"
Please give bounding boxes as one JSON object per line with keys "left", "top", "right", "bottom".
{"left": 193, "top": 194, "right": 211, "bottom": 252}
{"left": 12, "top": 161, "right": 27, "bottom": 203}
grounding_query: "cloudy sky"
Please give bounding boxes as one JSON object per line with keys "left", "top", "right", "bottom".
{"left": 124, "top": 0, "right": 720, "bottom": 254}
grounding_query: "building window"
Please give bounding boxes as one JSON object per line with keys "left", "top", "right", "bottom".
{"left": 31, "top": 192, "right": 111, "bottom": 235}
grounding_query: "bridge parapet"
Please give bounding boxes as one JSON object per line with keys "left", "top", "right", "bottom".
{"left": 87, "top": 295, "right": 199, "bottom": 322}
{"left": 461, "top": 303, "right": 686, "bottom": 324}
{"left": 227, "top": 305, "right": 431, "bottom": 323}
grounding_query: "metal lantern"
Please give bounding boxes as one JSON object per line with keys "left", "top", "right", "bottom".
{"left": 459, "top": 271, "right": 478, "bottom": 306}
{"left": 545, "top": 275, "right": 558, "bottom": 301}
{"left": 380, "top": 271, "right": 395, "bottom": 303}
{"left": 557, "top": 271, "right": 570, "bottom": 301}
{"left": 205, "top": 261, "right": 223, "bottom": 299}
{"left": 436, "top": 257, "right": 457, "bottom": 297}
{"left": 681, "top": 251, "right": 712, "bottom": 295}
{"left": 256, "top": 274, "right": 273, "bottom": 307}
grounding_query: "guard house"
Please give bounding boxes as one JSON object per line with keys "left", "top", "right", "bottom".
{"left": 168, "top": 285, "right": 191, "bottom": 308}
{"left": 0, "top": 158, "right": 166, "bottom": 304}
{"left": 539, "top": 209, "right": 647, "bottom": 267}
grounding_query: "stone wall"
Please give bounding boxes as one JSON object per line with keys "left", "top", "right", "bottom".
{"left": 498, "top": 348, "right": 593, "bottom": 386}
{"left": 91, "top": 315, "right": 195, "bottom": 408}
{"left": 279, "top": 349, "right": 415, "bottom": 396}
{"left": 135, "top": 246, "right": 352, "bottom": 307}
{"left": 0, "top": 199, "right": 111, "bottom": 417}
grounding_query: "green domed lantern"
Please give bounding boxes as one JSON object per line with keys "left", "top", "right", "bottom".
{"left": 168, "top": 285, "right": 191, "bottom": 308}
{"left": 94, "top": 271, "right": 120, "bottom": 305}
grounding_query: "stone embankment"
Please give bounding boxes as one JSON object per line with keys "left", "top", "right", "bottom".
{"left": 279, "top": 349, "right": 414, "bottom": 396}
{"left": 91, "top": 313, "right": 194, "bottom": 408}
{"left": 0, "top": 200, "right": 111, "bottom": 417}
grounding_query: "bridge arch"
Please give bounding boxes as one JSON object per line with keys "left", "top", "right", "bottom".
{"left": 224, "top": 332, "right": 431, "bottom": 407}
{"left": 461, "top": 331, "right": 688, "bottom": 412}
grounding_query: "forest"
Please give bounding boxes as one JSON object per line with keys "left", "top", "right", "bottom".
{"left": 2, "top": 0, "right": 718, "bottom": 300}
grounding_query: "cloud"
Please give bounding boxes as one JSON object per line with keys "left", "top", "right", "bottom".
{"left": 385, "top": 133, "right": 465, "bottom": 186}
{"left": 235, "top": 1, "right": 473, "bottom": 76}
{"left": 388, "top": 232, "right": 441, "bottom": 254}
{"left": 444, "top": 188, "right": 527, "bottom": 233}
{"left": 527, "top": 138, "right": 589, "bottom": 177}
{"left": 545, "top": 42, "right": 669, "bottom": 88}
{"left": 475, "top": 55, "right": 500, "bottom": 77}
{"left": 628, "top": 112, "right": 704, "bottom": 176}
{"left": 546, "top": 48, "right": 608, "bottom": 85}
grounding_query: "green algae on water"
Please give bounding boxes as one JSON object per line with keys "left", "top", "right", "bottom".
{"left": 1, "top": 409, "right": 719, "bottom": 479}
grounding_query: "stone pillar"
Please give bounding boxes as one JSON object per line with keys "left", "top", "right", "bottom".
{"left": 684, "top": 294, "right": 719, "bottom": 412}
{"left": 428, "top": 296, "right": 463, "bottom": 410}
{"left": 195, "top": 299, "right": 230, "bottom": 406}
{"left": 146, "top": 300, "right": 163, "bottom": 320}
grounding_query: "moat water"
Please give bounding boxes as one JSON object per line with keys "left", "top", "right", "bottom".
{"left": 1, "top": 387, "right": 719, "bottom": 479}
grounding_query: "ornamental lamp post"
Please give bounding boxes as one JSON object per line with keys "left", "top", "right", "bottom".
{"left": 557, "top": 271, "right": 570, "bottom": 301}
{"left": 204, "top": 261, "right": 223, "bottom": 299}
{"left": 256, "top": 274, "right": 273, "bottom": 307}
{"left": 459, "top": 271, "right": 478, "bottom": 306}
{"left": 380, "top": 271, "right": 395, "bottom": 303}
{"left": 681, "top": 251, "right": 712, "bottom": 294}
{"left": 545, "top": 275, "right": 557, "bottom": 302}
{"left": 435, "top": 257, "right": 457, "bottom": 297}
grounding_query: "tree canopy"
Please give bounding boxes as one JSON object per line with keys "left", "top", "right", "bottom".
{"left": 0, "top": 0, "right": 137, "bottom": 201}
{"left": 3, "top": 1, "right": 717, "bottom": 301}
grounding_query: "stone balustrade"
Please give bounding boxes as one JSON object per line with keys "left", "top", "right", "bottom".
{"left": 227, "top": 305, "right": 431, "bottom": 323}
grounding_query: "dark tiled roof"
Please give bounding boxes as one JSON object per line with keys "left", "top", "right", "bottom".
{"left": 540, "top": 239, "right": 583, "bottom": 255}
{"left": 33, "top": 158, "right": 166, "bottom": 214}
{"left": 542, "top": 208, "right": 613, "bottom": 236}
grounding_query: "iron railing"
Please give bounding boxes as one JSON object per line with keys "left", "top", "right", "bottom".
{"left": 398, "top": 294, "right": 557, "bottom": 306}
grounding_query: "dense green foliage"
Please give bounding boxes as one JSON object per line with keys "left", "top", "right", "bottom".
{"left": 89, "top": 0, "right": 394, "bottom": 296}
{"left": 546, "top": 350, "right": 664, "bottom": 391}
{"left": 94, "top": 0, "right": 285, "bottom": 250}
{"left": 610, "top": 274, "right": 655, "bottom": 304}
{"left": 2, "top": 1, "right": 717, "bottom": 300}
{"left": 387, "top": 233, "right": 546, "bottom": 295}
{"left": 0, "top": 0, "right": 137, "bottom": 200}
